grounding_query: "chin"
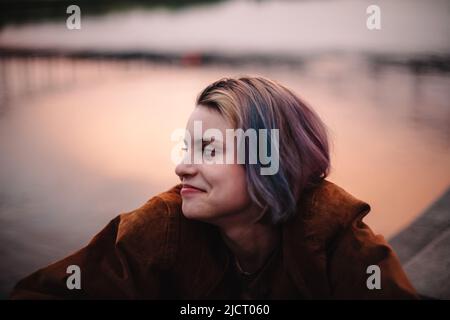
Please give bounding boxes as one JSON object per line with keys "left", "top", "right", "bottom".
{"left": 181, "top": 203, "right": 207, "bottom": 221}
{"left": 181, "top": 202, "right": 221, "bottom": 223}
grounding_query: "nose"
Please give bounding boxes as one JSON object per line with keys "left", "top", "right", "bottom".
{"left": 175, "top": 161, "right": 198, "bottom": 182}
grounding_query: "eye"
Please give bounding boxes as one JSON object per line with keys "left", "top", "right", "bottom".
{"left": 202, "top": 143, "right": 216, "bottom": 158}
{"left": 206, "top": 146, "right": 215, "bottom": 157}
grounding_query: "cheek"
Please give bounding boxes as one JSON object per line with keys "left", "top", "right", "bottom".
{"left": 217, "top": 166, "right": 248, "bottom": 198}
{"left": 181, "top": 164, "right": 252, "bottom": 220}
{"left": 207, "top": 164, "right": 251, "bottom": 212}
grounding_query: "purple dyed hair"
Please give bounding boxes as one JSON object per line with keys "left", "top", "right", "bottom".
{"left": 196, "top": 76, "right": 330, "bottom": 224}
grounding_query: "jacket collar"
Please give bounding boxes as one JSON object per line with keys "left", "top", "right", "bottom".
{"left": 282, "top": 180, "right": 371, "bottom": 298}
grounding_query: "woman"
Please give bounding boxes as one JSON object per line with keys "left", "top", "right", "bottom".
{"left": 11, "top": 76, "right": 417, "bottom": 299}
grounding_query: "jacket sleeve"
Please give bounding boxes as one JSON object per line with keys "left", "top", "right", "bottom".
{"left": 328, "top": 214, "right": 419, "bottom": 299}
{"left": 10, "top": 196, "right": 177, "bottom": 300}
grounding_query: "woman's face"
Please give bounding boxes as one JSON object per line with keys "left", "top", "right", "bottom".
{"left": 174, "top": 105, "right": 255, "bottom": 224}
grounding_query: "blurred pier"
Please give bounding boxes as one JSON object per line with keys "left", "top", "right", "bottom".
{"left": 390, "top": 186, "right": 450, "bottom": 300}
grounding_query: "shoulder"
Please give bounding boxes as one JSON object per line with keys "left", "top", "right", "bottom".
{"left": 284, "top": 179, "right": 374, "bottom": 256}
{"left": 114, "top": 184, "right": 184, "bottom": 268}
{"left": 114, "top": 184, "right": 212, "bottom": 268}
{"left": 9, "top": 184, "right": 199, "bottom": 299}
{"left": 296, "top": 180, "right": 372, "bottom": 237}
{"left": 118, "top": 184, "right": 183, "bottom": 233}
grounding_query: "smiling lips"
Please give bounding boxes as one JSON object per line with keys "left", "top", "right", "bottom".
{"left": 181, "top": 184, "right": 207, "bottom": 196}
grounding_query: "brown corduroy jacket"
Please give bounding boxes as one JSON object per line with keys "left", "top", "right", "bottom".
{"left": 10, "top": 180, "right": 418, "bottom": 299}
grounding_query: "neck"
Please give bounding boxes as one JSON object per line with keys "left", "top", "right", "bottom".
{"left": 217, "top": 209, "right": 281, "bottom": 274}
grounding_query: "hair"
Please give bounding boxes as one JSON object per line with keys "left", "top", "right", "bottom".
{"left": 196, "top": 76, "right": 330, "bottom": 224}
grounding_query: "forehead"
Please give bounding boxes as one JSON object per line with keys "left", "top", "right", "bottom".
{"left": 186, "top": 105, "right": 233, "bottom": 132}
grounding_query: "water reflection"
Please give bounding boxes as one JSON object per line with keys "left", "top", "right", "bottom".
{"left": 0, "top": 56, "right": 449, "bottom": 297}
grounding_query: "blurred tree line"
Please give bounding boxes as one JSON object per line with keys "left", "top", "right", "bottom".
{"left": 0, "top": 0, "right": 224, "bottom": 27}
